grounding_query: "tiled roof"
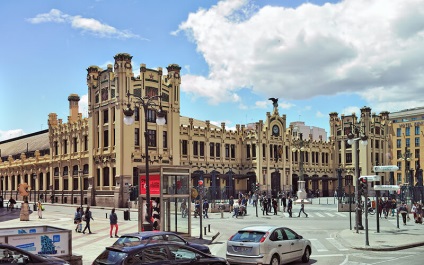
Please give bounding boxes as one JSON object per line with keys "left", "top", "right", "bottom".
{"left": 0, "top": 130, "right": 49, "bottom": 157}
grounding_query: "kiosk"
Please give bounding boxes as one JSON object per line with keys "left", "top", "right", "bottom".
{"left": 137, "top": 166, "right": 191, "bottom": 236}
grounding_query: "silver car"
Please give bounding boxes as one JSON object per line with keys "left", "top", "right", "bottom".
{"left": 226, "top": 225, "right": 311, "bottom": 265}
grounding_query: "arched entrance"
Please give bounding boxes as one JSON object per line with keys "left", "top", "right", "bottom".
{"left": 271, "top": 170, "right": 281, "bottom": 198}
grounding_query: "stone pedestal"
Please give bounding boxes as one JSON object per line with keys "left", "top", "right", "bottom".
{"left": 20, "top": 203, "right": 30, "bottom": 221}
{"left": 295, "top": 181, "right": 311, "bottom": 204}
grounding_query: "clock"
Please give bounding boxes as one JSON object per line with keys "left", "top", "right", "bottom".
{"left": 272, "top": 125, "right": 279, "bottom": 136}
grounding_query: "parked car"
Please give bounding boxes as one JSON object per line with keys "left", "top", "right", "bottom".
{"left": 226, "top": 225, "right": 311, "bottom": 265}
{"left": 113, "top": 231, "right": 211, "bottom": 254}
{"left": 93, "top": 241, "right": 228, "bottom": 265}
{"left": 0, "top": 243, "right": 69, "bottom": 264}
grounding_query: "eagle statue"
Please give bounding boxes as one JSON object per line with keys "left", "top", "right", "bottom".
{"left": 268, "top": 98, "right": 278, "bottom": 108}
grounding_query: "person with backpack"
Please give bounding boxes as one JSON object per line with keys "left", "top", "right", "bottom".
{"left": 109, "top": 208, "right": 119, "bottom": 238}
{"left": 82, "top": 206, "right": 94, "bottom": 234}
{"left": 398, "top": 203, "right": 409, "bottom": 225}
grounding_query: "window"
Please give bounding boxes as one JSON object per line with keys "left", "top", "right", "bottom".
{"left": 225, "top": 144, "right": 230, "bottom": 158}
{"left": 193, "top": 141, "right": 198, "bottom": 156}
{"left": 168, "top": 245, "right": 196, "bottom": 261}
{"left": 406, "top": 127, "right": 410, "bottom": 136}
{"left": 84, "top": 135, "right": 88, "bottom": 151}
{"left": 283, "top": 228, "right": 298, "bottom": 240}
{"left": 147, "top": 130, "right": 156, "bottom": 147}
{"left": 406, "top": 138, "right": 410, "bottom": 147}
{"left": 231, "top": 144, "right": 236, "bottom": 158}
{"left": 397, "top": 150, "right": 402, "bottom": 159}
{"left": 142, "top": 246, "right": 168, "bottom": 263}
{"left": 210, "top": 143, "right": 215, "bottom": 157}
{"left": 200, "top": 141, "right": 204, "bottom": 157}
{"left": 397, "top": 139, "right": 401, "bottom": 148}
{"left": 252, "top": 144, "right": 256, "bottom": 158}
{"left": 135, "top": 106, "right": 140, "bottom": 121}
{"left": 103, "top": 109, "right": 109, "bottom": 124}
{"left": 63, "top": 139, "right": 68, "bottom": 154}
{"left": 63, "top": 166, "right": 69, "bottom": 176}
{"left": 415, "top": 126, "right": 420, "bottom": 135}
{"left": 163, "top": 131, "right": 167, "bottom": 149}
{"left": 345, "top": 153, "right": 352, "bottom": 164}
{"left": 396, "top": 128, "right": 401, "bottom": 137}
{"left": 415, "top": 149, "right": 420, "bottom": 159}
{"left": 147, "top": 109, "right": 156, "bottom": 123}
{"left": 415, "top": 137, "right": 420, "bottom": 147}
{"left": 216, "top": 143, "right": 221, "bottom": 158}
{"left": 246, "top": 144, "right": 251, "bottom": 159}
{"left": 375, "top": 140, "right": 380, "bottom": 149}
{"left": 54, "top": 167, "right": 59, "bottom": 176}
{"left": 182, "top": 140, "right": 188, "bottom": 155}
{"left": 135, "top": 128, "right": 140, "bottom": 146}
{"left": 73, "top": 137, "right": 78, "bottom": 153}
{"left": 263, "top": 144, "right": 266, "bottom": 159}
{"left": 104, "top": 130, "right": 109, "bottom": 147}
{"left": 54, "top": 141, "right": 58, "bottom": 155}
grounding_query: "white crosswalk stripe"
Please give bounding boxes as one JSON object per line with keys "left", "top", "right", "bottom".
{"left": 326, "top": 238, "right": 349, "bottom": 251}
{"left": 310, "top": 238, "right": 348, "bottom": 253}
{"left": 325, "top": 213, "right": 335, "bottom": 217}
{"left": 310, "top": 239, "right": 329, "bottom": 252}
{"left": 336, "top": 212, "right": 346, "bottom": 217}
{"left": 315, "top": 213, "right": 325, "bottom": 217}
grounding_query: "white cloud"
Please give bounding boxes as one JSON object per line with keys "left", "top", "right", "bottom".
{"left": 341, "top": 106, "right": 361, "bottom": 116}
{"left": 176, "top": 0, "right": 424, "bottom": 110}
{"left": 279, "top": 102, "right": 295, "bottom": 109}
{"left": 79, "top": 94, "right": 89, "bottom": 118}
{"left": 316, "top": 111, "right": 325, "bottom": 118}
{"left": 27, "top": 9, "right": 145, "bottom": 39}
{"left": 0, "top": 129, "right": 25, "bottom": 141}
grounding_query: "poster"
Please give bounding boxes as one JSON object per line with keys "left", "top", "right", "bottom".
{"left": 139, "top": 174, "right": 160, "bottom": 195}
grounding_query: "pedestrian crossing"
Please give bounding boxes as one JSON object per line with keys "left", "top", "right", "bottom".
{"left": 277, "top": 212, "right": 351, "bottom": 218}
{"left": 309, "top": 238, "right": 349, "bottom": 252}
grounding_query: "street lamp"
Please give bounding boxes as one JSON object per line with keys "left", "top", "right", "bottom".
{"left": 292, "top": 126, "right": 308, "bottom": 202}
{"left": 347, "top": 126, "right": 368, "bottom": 233}
{"left": 123, "top": 91, "right": 166, "bottom": 231}
{"left": 398, "top": 146, "right": 412, "bottom": 205}
{"left": 32, "top": 173, "right": 37, "bottom": 203}
{"left": 1, "top": 176, "right": 4, "bottom": 199}
{"left": 78, "top": 170, "right": 83, "bottom": 210}
{"left": 336, "top": 166, "right": 343, "bottom": 203}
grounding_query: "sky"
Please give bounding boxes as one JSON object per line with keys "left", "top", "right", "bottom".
{"left": 1, "top": 0, "right": 424, "bottom": 141}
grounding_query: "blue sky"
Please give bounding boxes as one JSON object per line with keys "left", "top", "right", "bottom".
{"left": 1, "top": 0, "right": 424, "bottom": 141}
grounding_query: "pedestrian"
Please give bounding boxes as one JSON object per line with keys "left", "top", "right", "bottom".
{"left": 232, "top": 201, "right": 240, "bottom": 218}
{"left": 74, "top": 207, "right": 82, "bottom": 232}
{"left": 287, "top": 197, "right": 293, "bottom": 217}
{"left": 262, "top": 198, "right": 269, "bottom": 216}
{"left": 282, "top": 195, "right": 287, "bottom": 212}
{"left": 109, "top": 208, "right": 119, "bottom": 238}
{"left": 37, "top": 201, "right": 43, "bottom": 219}
{"left": 272, "top": 198, "right": 278, "bottom": 215}
{"left": 267, "top": 196, "right": 272, "bottom": 213}
{"left": 203, "top": 199, "right": 209, "bottom": 218}
{"left": 229, "top": 196, "right": 234, "bottom": 213}
{"left": 8, "top": 197, "right": 16, "bottom": 210}
{"left": 298, "top": 200, "right": 308, "bottom": 218}
{"left": 398, "top": 203, "right": 409, "bottom": 225}
{"left": 82, "top": 206, "right": 94, "bottom": 234}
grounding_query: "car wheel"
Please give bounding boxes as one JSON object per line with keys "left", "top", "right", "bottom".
{"left": 270, "top": 254, "right": 280, "bottom": 265}
{"left": 301, "top": 246, "right": 311, "bottom": 263}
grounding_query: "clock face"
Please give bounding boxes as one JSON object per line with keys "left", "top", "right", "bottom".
{"left": 272, "top": 125, "right": 279, "bottom": 135}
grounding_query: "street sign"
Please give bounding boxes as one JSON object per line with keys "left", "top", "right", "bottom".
{"left": 374, "top": 185, "right": 400, "bottom": 191}
{"left": 359, "top": 175, "right": 381, "bottom": 181}
{"left": 373, "top": 165, "right": 399, "bottom": 172}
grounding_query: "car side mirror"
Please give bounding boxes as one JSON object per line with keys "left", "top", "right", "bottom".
{"left": 297, "top": 235, "right": 303, "bottom": 239}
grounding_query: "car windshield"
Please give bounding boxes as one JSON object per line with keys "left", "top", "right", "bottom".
{"left": 114, "top": 236, "right": 141, "bottom": 245}
{"left": 94, "top": 249, "right": 128, "bottom": 265}
{"left": 230, "top": 231, "right": 266, "bottom": 242}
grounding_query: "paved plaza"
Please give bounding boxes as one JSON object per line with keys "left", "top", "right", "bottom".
{"left": 1, "top": 198, "right": 424, "bottom": 264}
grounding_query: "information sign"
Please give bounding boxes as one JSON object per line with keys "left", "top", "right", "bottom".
{"left": 374, "top": 185, "right": 400, "bottom": 191}
{"left": 373, "top": 165, "right": 399, "bottom": 172}
{"left": 359, "top": 175, "right": 381, "bottom": 181}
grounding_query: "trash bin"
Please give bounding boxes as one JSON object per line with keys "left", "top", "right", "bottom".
{"left": 33, "top": 203, "right": 37, "bottom": 211}
{"left": 0, "top": 196, "right": 3, "bottom": 208}
{"left": 124, "top": 210, "right": 130, "bottom": 221}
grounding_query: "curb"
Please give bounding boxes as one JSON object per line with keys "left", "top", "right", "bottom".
{"left": 353, "top": 241, "right": 424, "bottom": 251}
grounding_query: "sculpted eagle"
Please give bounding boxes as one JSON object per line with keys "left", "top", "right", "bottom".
{"left": 268, "top": 98, "right": 278, "bottom": 108}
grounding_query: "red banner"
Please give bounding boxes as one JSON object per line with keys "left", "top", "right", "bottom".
{"left": 139, "top": 174, "right": 160, "bottom": 196}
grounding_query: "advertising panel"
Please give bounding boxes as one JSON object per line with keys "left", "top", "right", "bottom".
{"left": 8, "top": 232, "right": 69, "bottom": 256}
{"left": 139, "top": 174, "right": 160, "bottom": 195}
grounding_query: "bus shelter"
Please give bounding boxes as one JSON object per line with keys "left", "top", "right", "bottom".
{"left": 137, "top": 166, "right": 191, "bottom": 236}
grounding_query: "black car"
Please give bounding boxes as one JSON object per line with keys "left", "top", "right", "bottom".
{"left": 0, "top": 243, "right": 69, "bottom": 264}
{"left": 113, "top": 231, "right": 211, "bottom": 254}
{"left": 93, "top": 241, "right": 228, "bottom": 265}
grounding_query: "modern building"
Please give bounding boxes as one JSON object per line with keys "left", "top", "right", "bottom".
{"left": 1, "top": 53, "right": 337, "bottom": 208}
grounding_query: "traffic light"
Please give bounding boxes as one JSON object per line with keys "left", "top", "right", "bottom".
{"left": 255, "top": 182, "right": 260, "bottom": 192}
{"left": 360, "top": 178, "right": 368, "bottom": 195}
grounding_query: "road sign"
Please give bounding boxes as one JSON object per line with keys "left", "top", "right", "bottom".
{"left": 374, "top": 185, "right": 400, "bottom": 191}
{"left": 373, "top": 165, "right": 399, "bottom": 172}
{"left": 359, "top": 175, "right": 381, "bottom": 181}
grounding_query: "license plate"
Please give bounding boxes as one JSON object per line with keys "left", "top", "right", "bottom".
{"left": 234, "top": 246, "right": 249, "bottom": 252}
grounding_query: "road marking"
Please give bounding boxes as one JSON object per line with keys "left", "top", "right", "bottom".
{"left": 336, "top": 213, "right": 345, "bottom": 217}
{"left": 326, "top": 238, "right": 348, "bottom": 251}
{"left": 315, "top": 213, "right": 325, "bottom": 217}
{"left": 311, "top": 254, "right": 344, "bottom": 257}
{"left": 325, "top": 213, "right": 335, "bottom": 217}
{"left": 309, "top": 239, "right": 328, "bottom": 252}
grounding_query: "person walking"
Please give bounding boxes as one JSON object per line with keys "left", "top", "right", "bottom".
{"left": 74, "top": 207, "right": 82, "bottom": 232}
{"left": 287, "top": 197, "right": 293, "bottom": 217}
{"left": 203, "top": 199, "right": 209, "bottom": 219}
{"left": 82, "top": 206, "right": 94, "bottom": 234}
{"left": 109, "top": 208, "right": 119, "bottom": 238}
{"left": 229, "top": 196, "right": 234, "bottom": 213}
{"left": 398, "top": 203, "right": 409, "bottom": 225}
{"left": 37, "top": 201, "right": 43, "bottom": 219}
{"left": 298, "top": 200, "right": 308, "bottom": 218}
{"left": 272, "top": 198, "right": 278, "bottom": 215}
{"left": 232, "top": 201, "right": 240, "bottom": 218}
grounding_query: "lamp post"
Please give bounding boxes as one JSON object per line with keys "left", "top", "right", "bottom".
{"left": 1, "top": 176, "right": 4, "bottom": 198}
{"left": 78, "top": 170, "right": 83, "bottom": 210}
{"left": 347, "top": 126, "right": 368, "bottom": 233}
{"left": 292, "top": 126, "right": 308, "bottom": 203}
{"left": 336, "top": 167, "right": 343, "bottom": 203}
{"left": 398, "top": 147, "right": 412, "bottom": 205}
{"left": 123, "top": 91, "right": 166, "bottom": 231}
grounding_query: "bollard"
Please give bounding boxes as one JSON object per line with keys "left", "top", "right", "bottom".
{"left": 327, "top": 198, "right": 328, "bottom": 204}
{"left": 319, "top": 198, "right": 320, "bottom": 204}
{"left": 106, "top": 213, "right": 108, "bottom": 218}
{"left": 208, "top": 224, "right": 211, "bottom": 232}
{"left": 204, "top": 227, "right": 207, "bottom": 235}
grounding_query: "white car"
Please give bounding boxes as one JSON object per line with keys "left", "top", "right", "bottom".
{"left": 226, "top": 225, "right": 311, "bottom": 265}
